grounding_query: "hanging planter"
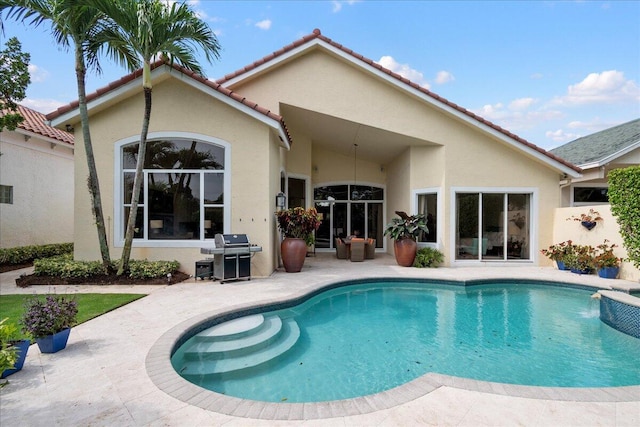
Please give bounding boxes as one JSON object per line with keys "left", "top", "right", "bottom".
{"left": 567, "top": 209, "right": 602, "bottom": 231}
{"left": 581, "top": 221, "right": 597, "bottom": 230}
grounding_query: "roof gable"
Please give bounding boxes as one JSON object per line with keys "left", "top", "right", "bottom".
{"left": 46, "top": 62, "right": 292, "bottom": 148}
{"left": 1, "top": 104, "right": 73, "bottom": 145}
{"left": 218, "top": 29, "right": 581, "bottom": 177}
{"left": 550, "top": 119, "right": 640, "bottom": 167}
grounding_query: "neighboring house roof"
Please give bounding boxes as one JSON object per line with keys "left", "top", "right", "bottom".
{"left": 550, "top": 119, "right": 640, "bottom": 168}
{"left": 217, "top": 28, "right": 581, "bottom": 176}
{"left": 1, "top": 104, "right": 73, "bottom": 146}
{"left": 46, "top": 62, "right": 292, "bottom": 148}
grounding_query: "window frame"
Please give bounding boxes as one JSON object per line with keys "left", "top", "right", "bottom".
{"left": 411, "top": 187, "right": 442, "bottom": 249}
{"left": 450, "top": 187, "right": 538, "bottom": 265}
{"left": 0, "top": 185, "right": 13, "bottom": 204}
{"left": 114, "top": 132, "right": 231, "bottom": 248}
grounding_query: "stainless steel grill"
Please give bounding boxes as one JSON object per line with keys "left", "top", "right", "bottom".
{"left": 200, "top": 234, "right": 262, "bottom": 283}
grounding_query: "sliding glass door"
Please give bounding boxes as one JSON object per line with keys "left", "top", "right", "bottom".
{"left": 456, "top": 192, "right": 531, "bottom": 261}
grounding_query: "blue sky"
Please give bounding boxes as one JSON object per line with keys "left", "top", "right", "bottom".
{"left": 2, "top": 0, "right": 639, "bottom": 150}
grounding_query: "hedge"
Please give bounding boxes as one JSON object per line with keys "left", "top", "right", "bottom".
{"left": 0, "top": 243, "right": 73, "bottom": 265}
{"left": 608, "top": 166, "right": 640, "bottom": 269}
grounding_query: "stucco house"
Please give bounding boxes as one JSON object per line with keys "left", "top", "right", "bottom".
{"left": 551, "top": 118, "right": 640, "bottom": 207}
{"left": 0, "top": 104, "right": 74, "bottom": 248}
{"left": 46, "top": 29, "right": 581, "bottom": 276}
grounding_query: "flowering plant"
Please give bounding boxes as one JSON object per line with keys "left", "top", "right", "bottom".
{"left": 564, "top": 244, "right": 596, "bottom": 272}
{"left": 594, "top": 239, "right": 622, "bottom": 269}
{"left": 21, "top": 295, "right": 78, "bottom": 339}
{"left": 567, "top": 208, "right": 603, "bottom": 223}
{"left": 540, "top": 240, "right": 574, "bottom": 261}
{"left": 275, "top": 207, "right": 321, "bottom": 245}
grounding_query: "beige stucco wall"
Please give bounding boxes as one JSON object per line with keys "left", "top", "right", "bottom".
{"left": 551, "top": 205, "right": 639, "bottom": 281}
{"left": 230, "top": 47, "right": 564, "bottom": 264}
{"left": 0, "top": 131, "right": 74, "bottom": 248}
{"left": 72, "top": 76, "right": 281, "bottom": 276}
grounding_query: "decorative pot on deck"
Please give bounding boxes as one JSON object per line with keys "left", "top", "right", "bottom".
{"left": 1, "top": 339, "right": 30, "bottom": 378}
{"left": 394, "top": 238, "right": 418, "bottom": 267}
{"left": 36, "top": 328, "right": 71, "bottom": 354}
{"left": 281, "top": 238, "right": 307, "bottom": 273}
{"left": 597, "top": 266, "right": 619, "bottom": 279}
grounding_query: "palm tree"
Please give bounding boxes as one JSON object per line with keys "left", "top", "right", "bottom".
{"left": 93, "top": 0, "right": 220, "bottom": 275}
{"left": 0, "top": 0, "right": 136, "bottom": 272}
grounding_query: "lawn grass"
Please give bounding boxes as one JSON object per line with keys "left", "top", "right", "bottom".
{"left": 0, "top": 294, "right": 146, "bottom": 339}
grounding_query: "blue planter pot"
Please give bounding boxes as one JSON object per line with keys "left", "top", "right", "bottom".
{"left": 597, "top": 266, "right": 619, "bottom": 279}
{"left": 570, "top": 267, "right": 592, "bottom": 275}
{"left": 556, "top": 261, "right": 570, "bottom": 271}
{"left": 36, "top": 328, "right": 71, "bottom": 354}
{"left": 1, "top": 339, "right": 30, "bottom": 378}
{"left": 581, "top": 221, "right": 597, "bottom": 230}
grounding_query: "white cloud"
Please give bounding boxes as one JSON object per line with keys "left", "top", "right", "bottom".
{"left": 553, "top": 70, "right": 640, "bottom": 105}
{"left": 332, "top": 1, "right": 360, "bottom": 13}
{"left": 377, "top": 56, "right": 430, "bottom": 88}
{"left": 509, "top": 97, "right": 537, "bottom": 111}
{"left": 530, "top": 72, "right": 544, "bottom": 80}
{"left": 545, "top": 129, "right": 581, "bottom": 143}
{"left": 434, "top": 70, "right": 455, "bottom": 85}
{"left": 255, "top": 19, "right": 272, "bottom": 30}
{"left": 21, "top": 98, "right": 65, "bottom": 114}
{"left": 28, "top": 64, "right": 49, "bottom": 83}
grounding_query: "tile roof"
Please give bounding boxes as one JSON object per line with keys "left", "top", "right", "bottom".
{"left": 1, "top": 104, "right": 74, "bottom": 145}
{"left": 217, "top": 28, "right": 581, "bottom": 174}
{"left": 550, "top": 119, "right": 640, "bottom": 167}
{"left": 46, "top": 61, "right": 292, "bottom": 147}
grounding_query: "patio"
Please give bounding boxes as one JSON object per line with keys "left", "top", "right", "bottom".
{"left": 1, "top": 255, "right": 639, "bottom": 426}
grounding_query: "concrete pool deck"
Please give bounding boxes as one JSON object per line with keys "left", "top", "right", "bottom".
{"left": 1, "top": 254, "right": 639, "bottom": 426}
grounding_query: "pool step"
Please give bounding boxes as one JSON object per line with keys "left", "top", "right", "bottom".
{"left": 193, "top": 314, "right": 266, "bottom": 342}
{"left": 184, "top": 315, "right": 284, "bottom": 359}
{"left": 179, "top": 315, "right": 300, "bottom": 377}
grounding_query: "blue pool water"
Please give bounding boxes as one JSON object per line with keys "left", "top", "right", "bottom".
{"left": 171, "top": 281, "right": 640, "bottom": 403}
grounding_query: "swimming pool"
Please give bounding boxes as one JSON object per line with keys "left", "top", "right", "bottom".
{"left": 171, "top": 280, "right": 640, "bottom": 403}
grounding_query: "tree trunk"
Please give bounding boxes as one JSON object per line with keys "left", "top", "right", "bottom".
{"left": 75, "top": 44, "right": 112, "bottom": 272}
{"left": 118, "top": 86, "right": 152, "bottom": 275}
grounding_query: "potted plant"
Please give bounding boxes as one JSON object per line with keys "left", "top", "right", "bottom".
{"left": 564, "top": 244, "right": 595, "bottom": 275}
{"left": 540, "top": 240, "right": 574, "bottom": 270}
{"left": 594, "top": 240, "right": 622, "bottom": 279}
{"left": 275, "top": 207, "right": 321, "bottom": 273}
{"left": 0, "top": 318, "right": 30, "bottom": 383}
{"left": 21, "top": 295, "right": 78, "bottom": 354}
{"left": 383, "top": 211, "right": 429, "bottom": 267}
{"left": 567, "top": 208, "right": 603, "bottom": 230}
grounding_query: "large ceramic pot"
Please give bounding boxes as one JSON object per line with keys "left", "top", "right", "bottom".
{"left": 556, "top": 260, "right": 570, "bottom": 271}
{"left": 394, "top": 238, "right": 418, "bottom": 267}
{"left": 36, "top": 328, "right": 71, "bottom": 354}
{"left": 1, "top": 339, "right": 30, "bottom": 379}
{"left": 281, "top": 238, "right": 308, "bottom": 273}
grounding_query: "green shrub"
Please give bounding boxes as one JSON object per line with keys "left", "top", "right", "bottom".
{"left": 33, "top": 255, "right": 180, "bottom": 279}
{"left": 0, "top": 243, "right": 73, "bottom": 265}
{"left": 128, "top": 260, "right": 180, "bottom": 279}
{"left": 414, "top": 247, "right": 444, "bottom": 268}
{"left": 608, "top": 166, "right": 640, "bottom": 269}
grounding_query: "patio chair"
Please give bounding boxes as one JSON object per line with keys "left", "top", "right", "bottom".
{"left": 350, "top": 238, "right": 365, "bottom": 262}
{"left": 335, "top": 237, "right": 348, "bottom": 259}
{"left": 365, "top": 238, "right": 376, "bottom": 259}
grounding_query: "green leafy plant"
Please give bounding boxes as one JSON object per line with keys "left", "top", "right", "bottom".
{"left": 0, "top": 243, "right": 73, "bottom": 266}
{"left": 594, "top": 240, "right": 622, "bottom": 269}
{"left": 21, "top": 295, "right": 78, "bottom": 339}
{"left": 0, "top": 318, "right": 19, "bottom": 384}
{"left": 540, "top": 240, "right": 575, "bottom": 262}
{"left": 566, "top": 208, "right": 603, "bottom": 223}
{"left": 383, "top": 211, "right": 429, "bottom": 241}
{"left": 414, "top": 247, "right": 444, "bottom": 268}
{"left": 563, "top": 244, "right": 595, "bottom": 272}
{"left": 276, "top": 207, "right": 322, "bottom": 245}
{"left": 128, "top": 260, "right": 180, "bottom": 279}
{"left": 32, "top": 254, "right": 180, "bottom": 279}
{"left": 608, "top": 166, "right": 640, "bottom": 269}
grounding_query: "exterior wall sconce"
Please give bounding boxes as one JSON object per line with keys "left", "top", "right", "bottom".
{"left": 65, "top": 124, "right": 74, "bottom": 132}
{"left": 276, "top": 192, "right": 287, "bottom": 210}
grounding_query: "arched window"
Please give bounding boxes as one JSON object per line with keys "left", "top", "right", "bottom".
{"left": 117, "top": 137, "right": 227, "bottom": 244}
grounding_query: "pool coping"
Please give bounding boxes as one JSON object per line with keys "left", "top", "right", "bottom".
{"left": 146, "top": 276, "right": 640, "bottom": 421}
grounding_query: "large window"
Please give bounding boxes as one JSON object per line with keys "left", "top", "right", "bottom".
{"left": 416, "top": 192, "right": 438, "bottom": 244}
{"left": 455, "top": 192, "right": 531, "bottom": 261}
{"left": 119, "top": 138, "right": 226, "bottom": 242}
{"left": 314, "top": 184, "right": 384, "bottom": 250}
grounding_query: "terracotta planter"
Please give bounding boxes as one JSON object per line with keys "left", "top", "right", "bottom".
{"left": 393, "top": 238, "right": 418, "bottom": 267}
{"left": 281, "top": 238, "right": 307, "bottom": 273}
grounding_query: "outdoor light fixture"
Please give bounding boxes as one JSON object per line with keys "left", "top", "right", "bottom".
{"left": 276, "top": 192, "right": 287, "bottom": 210}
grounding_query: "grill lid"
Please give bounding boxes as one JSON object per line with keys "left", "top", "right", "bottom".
{"left": 215, "top": 233, "right": 249, "bottom": 247}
